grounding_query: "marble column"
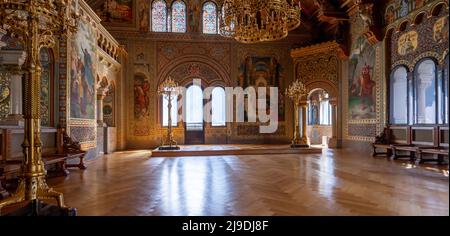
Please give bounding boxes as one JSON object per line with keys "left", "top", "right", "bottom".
{"left": 0, "top": 50, "right": 26, "bottom": 126}
{"left": 328, "top": 100, "right": 338, "bottom": 148}
{"left": 416, "top": 77, "right": 433, "bottom": 123}
{"left": 300, "top": 100, "right": 309, "bottom": 147}
{"left": 96, "top": 89, "right": 107, "bottom": 156}
{"left": 8, "top": 72, "right": 23, "bottom": 121}
{"left": 97, "top": 92, "right": 106, "bottom": 127}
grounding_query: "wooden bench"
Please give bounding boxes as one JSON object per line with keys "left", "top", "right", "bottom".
{"left": 391, "top": 144, "right": 439, "bottom": 162}
{"left": 0, "top": 127, "right": 87, "bottom": 181}
{"left": 416, "top": 147, "right": 449, "bottom": 165}
{"left": 373, "top": 126, "right": 410, "bottom": 157}
{"left": 0, "top": 160, "right": 21, "bottom": 199}
{"left": 415, "top": 126, "right": 449, "bottom": 165}
{"left": 59, "top": 128, "right": 87, "bottom": 170}
{"left": 0, "top": 166, "right": 7, "bottom": 199}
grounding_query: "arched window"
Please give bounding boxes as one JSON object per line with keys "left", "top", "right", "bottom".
{"left": 171, "top": 0, "right": 186, "bottom": 33}
{"left": 415, "top": 59, "right": 437, "bottom": 124}
{"left": 202, "top": 2, "right": 217, "bottom": 34}
{"left": 162, "top": 93, "right": 178, "bottom": 127}
{"left": 307, "top": 90, "right": 331, "bottom": 126}
{"left": 319, "top": 94, "right": 331, "bottom": 126}
{"left": 104, "top": 83, "right": 115, "bottom": 127}
{"left": 152, "top": 0, "right": 167, "bottom": 32}
{"left": 211, "top": 87, "right": 226, "bottom": 126}
{"left": 443, "top": 55, "right": 449, "bottom": 124}
{"left": 40, "top": 48, "right": 53, "bottom": 127}
{"left": 185, "top": 85, "right": 204, "bottom": 130}
{"left": 390, "top": 66, "right": 408, "bottom": 124}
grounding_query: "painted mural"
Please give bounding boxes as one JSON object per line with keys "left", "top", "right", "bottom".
{"left": 70, "top": 20, "right": 96, "bottom": 120}
{"left": 134, "top": 74, "right": 150, "bottom": 119}
{"left": 138, "top": 0, "right": 150, "bottom": 31}
{"left": 433, "top": 16, "right": 449, "bottom": 43}
{"left": 398, "top": 30, "right": 418, "bottom": 55}
{"left": 349, "top": 36, "right": 377, "bottom": 120}
{"left": 96, "top": 0, "right": 133, "bottom": 24}
{"left": 386, "top": 0, "right": 434, "bottom": 24}
{"left": 188, "top": 0, "right": 201, "bottom": 33}
{"left": 238, "top": 56, "right": 285, "bottom": 122}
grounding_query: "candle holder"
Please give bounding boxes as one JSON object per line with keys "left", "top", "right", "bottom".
{"left": 157, "top": 76, "right": 181, "bottom": 150}
{"left": 0, "top": 0, "right": 78, "bottom": 215}
{"left": 286, "top": 80, "right": 309, "bottom": 148}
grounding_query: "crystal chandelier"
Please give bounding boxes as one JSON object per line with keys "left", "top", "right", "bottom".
{"left": 220, "top": 0, "right": 302, "bottom": 43}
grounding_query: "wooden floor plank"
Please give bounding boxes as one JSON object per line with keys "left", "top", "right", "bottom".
{"left": 43, "top": 147, "right": 449, "bottom": 216}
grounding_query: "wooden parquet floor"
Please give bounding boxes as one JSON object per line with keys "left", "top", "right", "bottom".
{"left": 46, "top": 148, "right": 449, "bottom": 216}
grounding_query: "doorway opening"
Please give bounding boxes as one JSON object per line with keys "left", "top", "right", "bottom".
{"left": 184, "top": 84, "right": 205, "bottom": 144}
{"left": 307, "top": 89, "right": 332, "bottom": 147}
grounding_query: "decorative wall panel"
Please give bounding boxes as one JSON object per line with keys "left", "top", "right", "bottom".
{"left": 391, "top": 7, "right": 449, "bottom": 69}
{"left": 343, "top": 13, "right": 383, "bottom": 143}
{"left": 40, "top": 48, "right": 53, "bottom": 127}
{"left": 94, "top": 0, "right": 135, "bottom": 26}
{"left": 0, "top": 73, "right": 10, "bottom": 119}
{"left": 58, "top": 38, "right": 68, "bottom": 128}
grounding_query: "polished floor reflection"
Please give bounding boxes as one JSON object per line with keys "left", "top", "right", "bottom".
{"left": 47, "top": 148, "right": 449, "bottom": 216}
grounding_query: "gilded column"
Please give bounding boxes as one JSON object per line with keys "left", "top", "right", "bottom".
{"left": 328, "top": 100, "right": 338, "bottom": 148}
{"left": 300, "top": 100, "right": 309, "bottom": 147}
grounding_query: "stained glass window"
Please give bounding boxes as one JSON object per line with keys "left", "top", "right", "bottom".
{"left": 152, "top": 0, "right": 167, "bottom": 32}
{"left": 202, "top": 2, "right": 217, "bottom": 34}
{"left": 171, "top": 0, "right": 186, "bottom": 33}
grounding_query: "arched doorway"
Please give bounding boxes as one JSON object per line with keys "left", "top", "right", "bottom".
{"left": 307, "top": 89, "right": 332, "bottom": 147}
{"left": 185, "top": 84, "right": 205, "bottom": 144}
{"left": 304, "top": 80, "right": 339, "bottom": 148}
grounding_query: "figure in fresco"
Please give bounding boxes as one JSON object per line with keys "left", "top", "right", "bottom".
{"left": 357, "top": 64, "right": 375, "bottom": 112}
{"left": 188, "top": 0, "right": 201, "bottom": 33}
{"left": 385, "top": 7, "right": 395, "bottom": 25}
{"left": 139, "top": 0, "right": 149, "bottom": 32}
{"left": 99, "top": 0, "right": 133, "bottom": 24}
{"left": 134, "top": 76, "right": 150, "bottom": 119}
{"left": 434, "top": 16, "right": 449, "bottom": 43}
{"left": 415, "top": 0, "right": 424, "bottom": 9}
{"left": 398, "top": 31, "right": 418, "bottom": 55}
{"left": 349, "top": 36, "right": 376, "bottom": 120}
{"left": 70, "top": 20, "right": 96, "bottom": 120}
{"left": 398, "top": 0, "right": 409, "bottom": 18}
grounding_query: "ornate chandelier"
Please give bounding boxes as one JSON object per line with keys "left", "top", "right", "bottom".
{"left": 220, "top": 0, "right": 302, "bottom": 43}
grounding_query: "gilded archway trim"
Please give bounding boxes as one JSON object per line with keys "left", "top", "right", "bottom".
{"left": 156, "top": 54, "right": 230, "bottom": 87}
{"left": 305, "top": 80, "right": 339, "bottom": 102}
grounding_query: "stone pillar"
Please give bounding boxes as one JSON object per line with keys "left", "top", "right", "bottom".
{"left": 300, "top": 100, "right": 309, "bottom": 147}
{"left": 97, "top": 90, "right": 107, "bottom": 127}
{"left": 416, "top": 76, "right": 433, "bottom": 123}
{"left": 328, "top": 100, "right": 338, "bottom": 148}
{"left": 96, "top": 88, "right": 108, "bottom": 156}
{"left": 8, "top": 72, "right": 23, "bottom": 121}
{"left": 0, "top": 50, "right": 26, "bottom": 126}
